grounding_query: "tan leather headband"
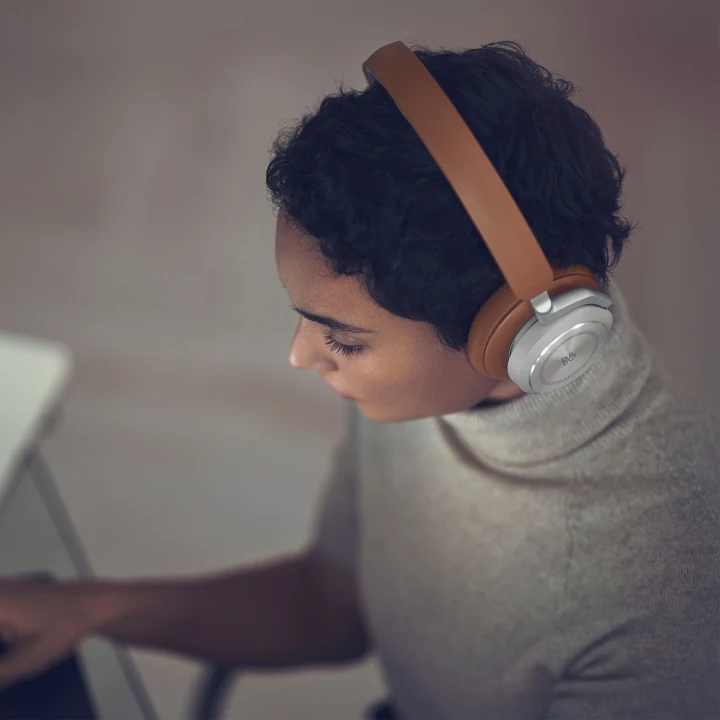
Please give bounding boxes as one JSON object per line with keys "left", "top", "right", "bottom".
{"left": 362, "top": 41, "right": 555, "bottom": 300}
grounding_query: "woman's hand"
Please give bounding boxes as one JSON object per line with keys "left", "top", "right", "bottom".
{"left": 0, "top": 576, "right": 113, "bottom": 689}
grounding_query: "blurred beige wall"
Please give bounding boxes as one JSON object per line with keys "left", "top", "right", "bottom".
{"left": 0, "top": 1, "right": 717, "bottom": 717}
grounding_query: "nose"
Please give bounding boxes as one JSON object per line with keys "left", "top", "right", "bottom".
{"left": 288, "top": 318, "right": 336, "bottom": 372}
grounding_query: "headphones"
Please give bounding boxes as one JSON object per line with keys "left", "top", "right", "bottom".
{"left": 362, "top": 42, "right": 613, "bottom": 394}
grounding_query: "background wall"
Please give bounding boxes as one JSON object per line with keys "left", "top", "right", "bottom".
{"left": 0, "top": 1, "right": 717, "bottom": 717}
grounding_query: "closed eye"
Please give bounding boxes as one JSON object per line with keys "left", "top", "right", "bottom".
{"left": 324, "top": 330, "right": 364, "bottom": 357}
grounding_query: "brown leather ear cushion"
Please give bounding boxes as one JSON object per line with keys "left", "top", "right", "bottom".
{"left": 467, "top": 265, "right": 600, "bottom": 380}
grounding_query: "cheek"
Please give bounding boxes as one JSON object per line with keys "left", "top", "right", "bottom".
{"left": 344, "top": 341, "right": 490, "bottom": 420}
{"left": 338, "top": 354, "right": 396, "bottom": 393}
{"left": 342, "top": 346, "right": 439, "bottom": 399}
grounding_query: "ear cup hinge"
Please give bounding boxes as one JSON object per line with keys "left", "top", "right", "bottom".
{"left": 532, "top": 289, "right": 613, "bottom": 326}
{"left": 530, "top": 291, "right": 553, "bottom": 320}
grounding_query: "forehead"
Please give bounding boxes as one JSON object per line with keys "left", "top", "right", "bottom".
{"left": 274, "top": 211, "right": 365, "bottom": 309}
{"left": 275, "top": 212, "right": 329, "bottom": 285}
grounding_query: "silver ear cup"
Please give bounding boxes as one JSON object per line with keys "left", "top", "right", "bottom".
{"left": 507, "top": 303, "right": 613, "bottom": 393}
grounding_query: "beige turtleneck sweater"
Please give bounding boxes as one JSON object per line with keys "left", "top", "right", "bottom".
{"left": 313, "top": 278, "right": 720, "bottom": 719}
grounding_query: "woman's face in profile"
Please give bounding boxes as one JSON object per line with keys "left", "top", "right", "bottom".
{"left": 274, "top": 210, "right": 518, "bottom": 423}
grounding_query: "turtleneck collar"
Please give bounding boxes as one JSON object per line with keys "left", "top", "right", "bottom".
{"left": 439, "top": 277, "right": 655, "bottom": 467}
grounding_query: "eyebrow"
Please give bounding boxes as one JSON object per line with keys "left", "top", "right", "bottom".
{"left": 290, "top": 304, "right": 375, "bottom": 335}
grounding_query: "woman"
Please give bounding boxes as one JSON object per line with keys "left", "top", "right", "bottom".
{"left": 0, "top": 41, "right": 717, "bottom": 719}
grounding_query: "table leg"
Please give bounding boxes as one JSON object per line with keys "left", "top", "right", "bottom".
{"left": 25, "top": 451, "right": 160, "bottom": 720}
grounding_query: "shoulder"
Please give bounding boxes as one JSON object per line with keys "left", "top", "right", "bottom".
{"left": 579, "top": 365, "right": 719, "bottom": 481}
{"left": 564, "top": 371, "right": 719, "bottom": 597}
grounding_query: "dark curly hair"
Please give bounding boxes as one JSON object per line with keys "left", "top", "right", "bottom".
{"left": 266, "top": 41, "right": 635, "bottom": 350}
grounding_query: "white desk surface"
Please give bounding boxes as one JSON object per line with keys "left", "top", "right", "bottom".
{"left": 0, "top": 332, "right": 72, "bottom": 493}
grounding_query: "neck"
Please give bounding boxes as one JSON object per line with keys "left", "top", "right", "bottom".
{"left": 471, "top": 383, "right": 524, "bottom": 410}
{"left": 484, "top": 379, "right": 525, "bottom": 403}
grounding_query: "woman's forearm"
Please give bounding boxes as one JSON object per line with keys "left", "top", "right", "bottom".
{"left": 82, "top": 552, "right": 367, "bottom": 668}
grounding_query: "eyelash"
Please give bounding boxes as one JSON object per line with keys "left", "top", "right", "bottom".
{"left": 324, "top": 330, "right": 364, "bottom": 358}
